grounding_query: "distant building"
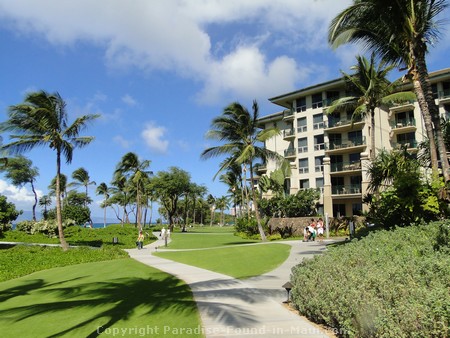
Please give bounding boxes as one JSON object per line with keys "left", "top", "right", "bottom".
{"left": 257, "top": 68, "right": 450, "bottom": 217}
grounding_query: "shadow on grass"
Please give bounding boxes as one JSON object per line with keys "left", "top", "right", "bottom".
{"left": 0, "top": 274, "right": 196, "bottom": 337}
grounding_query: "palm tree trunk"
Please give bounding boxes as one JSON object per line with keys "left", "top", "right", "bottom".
{"left": 415, "top": 56, "right": 450, "bottom": 182}
{"left": 56, "top": 152, "right": 69, "bottom": 250}
{"left": 370, "top": 109, "right": 376, "bottom": 159}
{"left": 31, "top": 182, "right": 37, "bottom": 221}
{"left": 249, "top": 163, "right": 266, "bottom": 241}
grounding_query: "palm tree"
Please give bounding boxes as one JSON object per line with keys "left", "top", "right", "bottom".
{"left": 39, "top": 195, "right": 52, "bottom": 220}
{"left": 215, "top": 195, "right": 230, "bottom": 225}
{"left": 327, "top": 53, "right": 416, "bottom": 158}
{"left": 115, "top": 152, "right": 152, "bottom": 229}
{"left": 70, "top": 167, "right": 96, "bottom": 207}
{"left": 96, "top": 182, "right": 110, "bottom": 228}
{"left": 0, "top": 156, "right": 39, "bottom": 220}
{"left": 201, "top": 100, "right": 281, "bottom": 241}
{"left": 219, "top": 160, "right": 243, "bottom": 219}
{"left": 0, "top": 91, "right": 99, "bottom": 250}
{"left": 206, "top": 194, "right": 216, "bottom": 226}
{"left": 329, "top": 0, "right": 450, "bottom": 181}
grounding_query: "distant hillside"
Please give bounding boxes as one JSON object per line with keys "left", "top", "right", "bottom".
{"left": 14, "top": 211, "right": 116, "bottom": 224}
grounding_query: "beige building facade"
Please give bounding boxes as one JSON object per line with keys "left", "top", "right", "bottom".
{"left": 258, "top": 68, "right": 450, "bottom": 217}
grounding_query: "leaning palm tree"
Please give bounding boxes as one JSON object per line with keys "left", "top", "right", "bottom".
{"left": 329, "top": 0, "right": 450, "bottom": 182}
{"left": 70, "top": 167, "right": 96, "bottom": 207}
{"left": 0, "top": 91, "right": 99, "bottom": 250}
{"left": 115, "top": 152, "right": 152, "bottom": 229}
{"left": 327, "top": 53, "right": 416, "bottom": 158}
{"left": 201, "top": 100, "right": 281, "bottom": 241}
{"left": 96, "top": 182, "right": 110, "bottom": 228}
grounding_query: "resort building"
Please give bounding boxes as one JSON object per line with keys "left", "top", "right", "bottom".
{"left": 257, "top": 68, "right": 450, "bottom": 218}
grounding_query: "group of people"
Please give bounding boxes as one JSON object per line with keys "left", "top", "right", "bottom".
{"left": 303, "top": 218, "right": 324, "bottom": 242}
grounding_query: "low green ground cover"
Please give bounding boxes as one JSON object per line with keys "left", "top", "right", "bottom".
{"left": 0, "top": 259, "right": 203, "bottom": 338}
{"left": 290, "top": 221, "right": 450, "bottom": 338}
{"left": 155, "top": 243, "right": 290, "bottom": 279}
{"left": 0, "top": 245, "right": 128, "bottom": 282}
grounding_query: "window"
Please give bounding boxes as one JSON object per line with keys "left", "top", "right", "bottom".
{"left": 396, "top": 110, "right": 415, "bottom": 126}
{"left": 445, "top": 104, "right": 450, "bottom": 120}
{"left": 298, "top": 137, "right": 308, "bottom": 153}
{"left": 299, "top": 179, "right": 310, "bottom": 190}
{"left": 352, "top": 203, "right": 362, "bottom": 216}
{"left": 442, "top": 82, "right": 450, "bottom": 98}
{"left": 333, "top": 204, "right": 346, "bottom": 217}
{"left": 325, "top": 91, "right": 339, "bottom": 106}
{"left": 349, "top": 153, "right": 360, "bottom": 163}
{"left": 296, "top": 97, "right": 306, "bottom": 112}
{"left": 329, "top": 133, "right": 342, "bottom": 149}
{"left": 297, "top": 117, "right": 307, "bottom": 133}
{"left": 315, "top": 156, "right": 324, "bottom": 172}
{"left": 314, "top": 135, "right": 324, "bottom": 151}
{"left": 312, "top": 93, "right": 323, "bottom": 109}
{"left": 313, "top": 113, "right": 324, "bottom": 129}
{"left": 432, "top": 83, "right": 438, "bottom": 99}
{"left": 330, "top": 154, "right": 343, "bottom": 172}
{"left": 299, "top": 158, "right": 309, "bottom": 174}
{"left": 397, "top": 132, "right": 416, "bottom": 147}
{"left": 316, "top": 177, "right": 324, "bottom": 188}
{"left": 348, "top": 130, "right": 362, "bottom": 144}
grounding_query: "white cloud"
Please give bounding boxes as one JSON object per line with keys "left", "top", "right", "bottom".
{"left": 113, "top": 135, "right": 132, "bottom": 149}
{"left": 121, "top": 94, "right": 137, "bottom": 107}
{"left": 0, "top": 0, "right": 355, "bottom": 104}
{"left": 0, "top": 179, "right": 42, "bottom": 210}
{"left": 141, "top": 122, "right": 169, "bottom": 154}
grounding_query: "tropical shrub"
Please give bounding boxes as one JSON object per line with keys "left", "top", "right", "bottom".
{"left": 259, "top": 189, "right": 319, "bottom": 218}
{"left": 234, "top": 217, "right": 262, "bottom": 239}
{"left": 15, "top": 219, "right": 76, "bottom": 237}
{"left": 290, "top": 221, "right": 450, "bottom": 337}
{"left": 0, "top": 194, "right": 21, "bottom": 235}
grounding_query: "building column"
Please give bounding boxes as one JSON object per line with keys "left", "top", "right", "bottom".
{"left": 323, "top": 156, "right": 333, "bottom": 216}
{"left": 361, "top": 151, "right": 370, "bottom": 213}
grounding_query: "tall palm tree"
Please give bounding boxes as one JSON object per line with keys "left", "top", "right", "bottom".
{"left": 327, "top": 53, "right": 416, "bottom": 158}
{"left": 70, "top": 167, "right": 96, "bottom": 207}
{"left": 115, "top": 152, "right": 152, "bottom": 229}
{"left": 219, "top": 160, "right": 243, "bottom": 219}
{"left": 215, "top": 195, "right": 230, "bottom": 225}
{"left": 39, "top": 195, "right": 52, "bottom": 220}
{"left": 0, "top": 91, "right": 99, "bottom": 250}
{"left": 96, "top": 182, "right": 110, "bottom": 228}
{"left": 201, "top": 100, "right": 281, "bottom": 241}
{"left": 329, "top": 0, "right": 450, "bottom": 181}
{"left": 48, "top": 174, "right": 68, "bottom": 206}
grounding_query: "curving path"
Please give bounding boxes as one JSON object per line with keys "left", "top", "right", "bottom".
{"left": 126, "top": 235, "right": 336, "bottom": 338}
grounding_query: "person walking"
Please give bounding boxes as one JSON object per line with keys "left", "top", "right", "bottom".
{"left": 137, "top": 231, "right": 144, "bottom": 249}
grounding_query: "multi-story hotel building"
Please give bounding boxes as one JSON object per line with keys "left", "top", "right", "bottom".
{"left": 257, "top": 68, "right": 450, "bottom": 217}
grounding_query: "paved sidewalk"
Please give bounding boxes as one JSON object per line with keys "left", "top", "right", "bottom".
{"left": 126, "top": 235, "right": 334, "bottom": 338}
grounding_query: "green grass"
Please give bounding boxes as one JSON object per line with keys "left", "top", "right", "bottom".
{"left": 0, "top": 245, "right": 128, "bottom": 282}
{"left": 0, "top": 259, "right": 203, "bottom": 338}
{"left": 162, "top": 232, "right": 257, "bottom": 249}
{"left": 155, "top": 243, "right": 291, "bottom": 279}
{"left": 179, "top": 225, "right": 236, "bottom": 233}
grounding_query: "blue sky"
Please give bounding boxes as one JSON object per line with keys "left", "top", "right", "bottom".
{"left": 0, "top": 0, "right": 449, "bottom": 221}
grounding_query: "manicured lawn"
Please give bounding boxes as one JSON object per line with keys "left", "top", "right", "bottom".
{"left": 0, "top": 259, "right": 203, "bottom": 338}
{"left": 155, "top": 243, "right": 291, "bottom": 279}
{"left": 162, "top": 232, "right": 257, "bottom": 249}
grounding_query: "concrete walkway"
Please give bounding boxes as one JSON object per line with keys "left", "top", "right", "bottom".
{"left": 126, "top": 235, "right": 335, "bottom": 338}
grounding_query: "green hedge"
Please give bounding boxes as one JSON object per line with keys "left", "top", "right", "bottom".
{"left": 290, "top": 221, "right": 450, "bottom": 337}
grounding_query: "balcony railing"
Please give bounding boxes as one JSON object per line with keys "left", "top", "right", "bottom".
{"left": 283, "top": 109, "right": 294, "bottom": 119}
{"left": 438, "top": 89, "right": 450, "bottom": 100}
{"left": 332, "top": 184, "right": 362, "bottom": 195}
{"left": 283, "top": 129, "right": 295, "bottom": 138}
{"left": 325, "top": 117, "right": 363, "bottom": 128}
{"left": 326, "top": 136, "right": 366, "bottom": 151}
{"left": 390, "top": 118, "right": 416, "bottom": 129}
{"left": 284, "top": 148, "right": 297, "bottom": 157}
{"left": 314, "top": 143, "right": 325, "bottom": 151}
{"left": 393, "top": 140, "right": 418, "bottom": 149}
{"left": 330, "top": 161, "right": 362, "bottom": 173}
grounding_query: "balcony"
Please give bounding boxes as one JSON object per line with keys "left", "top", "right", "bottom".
{"left": 390, "top": 118, "right": 417, "bottom": 138}
{"left": 438, "top": 89, "right": 450, "bottom": 104}
{"left": 283, "top": 129, "right": 296, "bottom": 140}
{"left": 284, "top": 148, "right": 297, "bottom": 159}
{"left": 393, "top": 140, "right": 418, "bottom": 151}
{"left": 332, "top": 184, "right": 362, "bottom": 195}
{"left": 283, "top": 109, "right": 294, "bottom": 121}
{"left": 326, "top": 136, "right": 367, "bottom": 154}
{"left": 330, "top": 161, "right": 362, "bottom": 173}
{"left": 389, "top": 101, "right": 415, "bottom": 113}
{"left": 324, "top": 118, "right": 364, "bottom": 132}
